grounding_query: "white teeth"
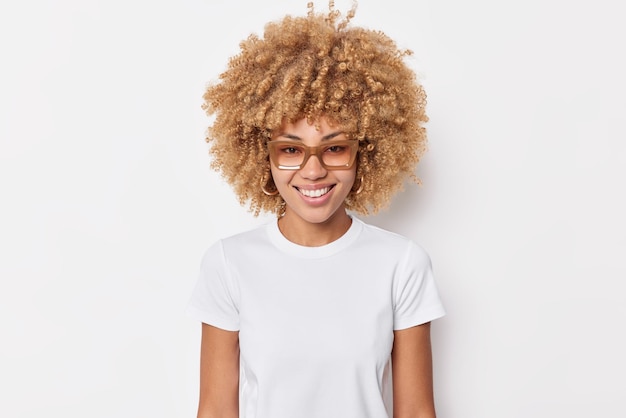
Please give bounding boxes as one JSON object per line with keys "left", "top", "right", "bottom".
{"left": 299, "top": 186, "right": 331, "bottom": 197}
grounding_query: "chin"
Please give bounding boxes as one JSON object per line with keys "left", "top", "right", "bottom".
{"left": 288, "top": 204, "right": 347, "bottom": 225}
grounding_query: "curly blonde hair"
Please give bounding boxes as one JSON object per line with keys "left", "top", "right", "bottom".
{"left": 202, "top": 1, "right": 428, "bottom": 216}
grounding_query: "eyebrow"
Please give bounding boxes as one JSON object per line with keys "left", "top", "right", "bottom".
{"left": 279, "top": 131, "right": 344, "bottom": 141}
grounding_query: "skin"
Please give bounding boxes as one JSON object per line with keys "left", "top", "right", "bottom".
{"left": 196, "top": 116, "right": 437, "bottom": 417}
{"left": 197, "top": 324, "right": 239, "bottom": 418}
{"left": 270, "top": 117, "right": 357, "bottom": 246}
{"left": 392, "top": 322, "right": 437, "bottom": 418}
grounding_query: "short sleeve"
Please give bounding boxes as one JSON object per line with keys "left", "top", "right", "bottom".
{"left": 393, "top": 242, "right": 446, "bottom": 330}
{"left": 186, "top": 240, "right": 240, "bottom": 331}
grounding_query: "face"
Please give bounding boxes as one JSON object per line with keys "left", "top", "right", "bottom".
{"left": 269, "top": 117, "right": 357, "bottom": 228}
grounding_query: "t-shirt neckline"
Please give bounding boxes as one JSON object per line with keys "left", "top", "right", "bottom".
{"left": 266, "top": 215, "right": 363, "bottom": 258}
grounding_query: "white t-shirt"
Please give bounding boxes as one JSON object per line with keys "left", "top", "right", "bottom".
{"left": 187, "top": 216, "right": 445, "bottom": 418}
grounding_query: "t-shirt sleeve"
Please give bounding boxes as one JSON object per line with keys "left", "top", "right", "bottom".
{"left": 186, "top": 240, "right": 240, "bottom": 331}
{"left": 393, "top": 241, "right": 446, "bottom": 330}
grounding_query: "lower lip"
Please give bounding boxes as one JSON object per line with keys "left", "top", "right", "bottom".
{"left": 296, "top": 187, "right": 334, "bottom": 206}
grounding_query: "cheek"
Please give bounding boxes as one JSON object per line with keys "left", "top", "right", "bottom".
{"left": 346, "top": 168, "right": 358, "bottom": 185}
{"left": 270, "top": 164, "right": 292, "bottom": 186}
{"left": 269, "top": 163, "right": 280, "bottom": 181}
{"left": 338, "top": 169, "right": 357, "bottom": 191}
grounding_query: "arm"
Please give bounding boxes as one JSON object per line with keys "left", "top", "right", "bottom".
{"left": 197, "top": 323, "right": 240, "bottom": 418}
{"left": 392, "top": 322, "right": 437, "bottom": 418}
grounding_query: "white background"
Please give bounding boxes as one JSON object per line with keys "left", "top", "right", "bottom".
{"left": 1, "top": 0, "right": 624, "bottom": 417}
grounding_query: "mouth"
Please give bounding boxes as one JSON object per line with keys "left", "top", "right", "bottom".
{"left": 295, "top": 185, "right": 334, "bottom": 198}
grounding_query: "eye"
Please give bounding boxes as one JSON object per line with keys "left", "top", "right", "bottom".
{"left": 279, "top": 145, "right": 302, "bottom": 154}
{"left": 325, "top": 145, "right": 347, "bottom": 153}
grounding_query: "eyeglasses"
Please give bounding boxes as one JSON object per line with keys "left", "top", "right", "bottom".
{"left": 268, "top": 140, "right": 359, "bottom": 170}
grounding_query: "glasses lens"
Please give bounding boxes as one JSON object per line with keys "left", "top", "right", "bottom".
{"left": 321, "top": 143, "right": 354, "bottom": 167}
{"left": 272, "top": 143, "right": 306, "bottom": 168}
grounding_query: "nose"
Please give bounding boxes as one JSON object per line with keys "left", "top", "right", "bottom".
{"left": 300, "top": 153, "right": 327, "bottom": 180}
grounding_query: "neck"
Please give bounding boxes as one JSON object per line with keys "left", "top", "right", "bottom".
{"left": 277, "top": 209, "right": 352, "bottom": 247}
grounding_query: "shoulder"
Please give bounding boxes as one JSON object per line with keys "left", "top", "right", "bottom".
{"left": 201, "top": 221, "right": 273, "bottom": 263}
{"left": 354, "top": 217, "right": 430, "bottom": 262}
{"left": 221, "top": 222, "right": 271, "bottom": 247}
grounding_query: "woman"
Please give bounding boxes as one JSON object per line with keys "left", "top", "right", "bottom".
{"left": 187, "top": 2, "right": 445, "bottom": 417}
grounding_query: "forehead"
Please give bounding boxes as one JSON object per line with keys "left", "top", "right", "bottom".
{"left": 276, "top": 116, "right": 343, "bottom": 136}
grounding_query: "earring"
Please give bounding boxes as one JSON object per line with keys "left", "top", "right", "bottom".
{"left": 261, "top": 175, "right": 279, "bottom": 196}
{"left": 352, "top": 176, "right": 364, "bottom": 195}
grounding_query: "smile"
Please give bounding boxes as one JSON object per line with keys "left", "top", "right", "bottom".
{"left": 296, "top": 186, "right": 333, "bottom": 198}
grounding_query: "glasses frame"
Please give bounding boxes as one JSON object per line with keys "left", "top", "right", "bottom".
{"left": 267, "top": 139, "right": 359, "bottom": 170}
